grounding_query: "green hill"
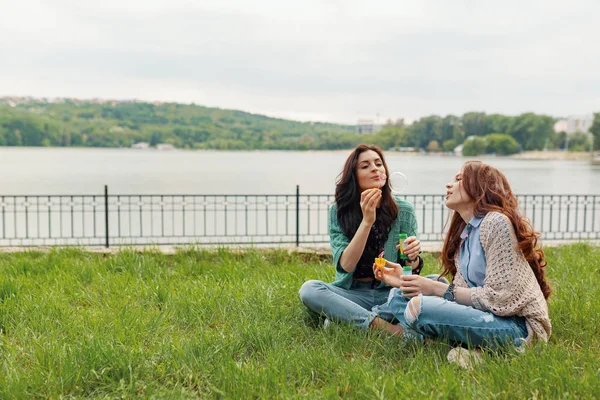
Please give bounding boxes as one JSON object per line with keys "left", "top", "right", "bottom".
{"left": 0, "top": 98, "right": 358, "bottom": 150}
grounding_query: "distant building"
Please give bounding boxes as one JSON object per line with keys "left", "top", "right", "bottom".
{"left": 156, "top": 143, "right": 176, "bottom": 151}
{"left": 356, "top": 119, "right": 385, "bottom": 135}
{"left": 567, "top": 115, "right": 593, "bottom": 133}
{"left": 553, "top": 119, "right": 568, "bottom": 133}
{"left": 453, "top": 144, "right": 463, "bottom": 156}
{"left": 356, "top": 119, "right": 375, "bottom": 135}
{"left": 131, "top": 142, "right": 150, "bottom": 149}
{"left": 554, "top": 115, "right": 594, "bottom": 134}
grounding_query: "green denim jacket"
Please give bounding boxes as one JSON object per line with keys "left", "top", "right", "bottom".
{"left": 329, "top": 197, "right": 419, "bottom": 289}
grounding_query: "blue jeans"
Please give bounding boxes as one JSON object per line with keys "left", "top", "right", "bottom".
{"left": 299, "top": 280, "right": 390, "bottom": 330}
{"left": 386, "top": 290, "right": 528, "bottom": 348}
{"left": 299, "top": 275, "right": 445, "bottom": 331}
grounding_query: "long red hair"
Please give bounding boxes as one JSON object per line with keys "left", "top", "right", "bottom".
{"left": 440, "top": 161, "right": 551, "bottom": 299}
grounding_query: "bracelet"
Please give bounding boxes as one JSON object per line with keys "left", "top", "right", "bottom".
{"left": 412, "top": 256, "right": 424, "bottom": 275}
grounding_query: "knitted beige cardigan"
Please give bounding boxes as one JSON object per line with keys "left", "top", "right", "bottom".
{"left": 453, "top": 212, "right": 552, "bottom": 344}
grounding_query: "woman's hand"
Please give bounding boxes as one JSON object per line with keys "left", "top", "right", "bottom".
{"left": 399, "top": 236, "right": 421, "bottom": 261}
{"left": 360, "top": 189, "right": 381, "bottom": 226}
{"left": 373, "top": 259, "right": 403, "bottom": 287}
{"left": 398, "top": 275, "right": 445, "bottom": 298}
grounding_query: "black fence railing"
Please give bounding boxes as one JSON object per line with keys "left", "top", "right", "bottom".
{"left": 1, "top": 186, "right": 599, "bottom": 247}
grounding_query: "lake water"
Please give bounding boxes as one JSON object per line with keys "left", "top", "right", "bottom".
{"left": 1, "top": 147, "right": 599, "bottom": 195}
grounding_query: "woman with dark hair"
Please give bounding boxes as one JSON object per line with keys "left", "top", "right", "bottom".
{"left": 375, "top": 160, "right": 551, "bottom": 364}
{"left": 299, "top": 144, "right": 424, "bottom": 333}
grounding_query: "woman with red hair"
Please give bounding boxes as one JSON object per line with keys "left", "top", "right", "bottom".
{"left": 375, "top": 161, "right": 551, "bottom": 363}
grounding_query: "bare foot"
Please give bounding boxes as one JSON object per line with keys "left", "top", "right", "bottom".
{"left": 369, "top": 317, "right": 403, "bottom": 335}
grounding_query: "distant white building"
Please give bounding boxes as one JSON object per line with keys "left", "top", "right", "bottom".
{"left": 553, "top": 119, "right": 568, "bottom": 133}
{"left": 567, "top": 115, "right": 593, "bottom": 133}
{"left": 554, "top": 115, "right": 594, "bottom": 134}
{"left": 131, "top": 142, "right": 149, "bottom": 149}
{"left": 357, "top": 119, "right": 376, "bottom": 135}
{"left": 156, "top": 143, "right": 176, "bottom": 151}
{"left": 453, "top": 144, "right": 463, "bottom": 156}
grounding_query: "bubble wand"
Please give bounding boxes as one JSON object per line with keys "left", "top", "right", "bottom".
{"left": 375, "top": 250, "right": 386, "bottom": 270}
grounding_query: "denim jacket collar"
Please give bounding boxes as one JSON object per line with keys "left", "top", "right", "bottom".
{"left": 460, "top": 215, "right": 484, "bottom": 239}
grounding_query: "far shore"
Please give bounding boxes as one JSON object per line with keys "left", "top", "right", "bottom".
{"left": 382, "top": 149, "right": 593, "bottom": 161}
{"left": 508, "top": 150, "right": 593, "bottom": 161}
{"left": 0, "top": 146, "right": 595, "bottom": 161}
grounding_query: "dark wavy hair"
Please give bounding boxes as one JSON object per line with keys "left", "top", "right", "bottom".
{"left": 335, "top": 144, "right": 398, "bottom": 239}
{"left": 441, "top": 160, "right": 551, "bottom": 300}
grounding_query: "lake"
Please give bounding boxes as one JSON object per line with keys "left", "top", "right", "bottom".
{"left": 1, "top": 147, "right": 599, "bottom": 195}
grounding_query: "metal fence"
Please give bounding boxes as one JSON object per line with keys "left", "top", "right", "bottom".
{"left": 1, "top": 186, "right": 599, "bottom": 247}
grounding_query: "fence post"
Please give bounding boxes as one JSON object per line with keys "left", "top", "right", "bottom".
{"left": 104, "top": 185, "right": 109, "bottom": 248}
{"left": 296, "top": 185, "right": 300, "bottom": 247}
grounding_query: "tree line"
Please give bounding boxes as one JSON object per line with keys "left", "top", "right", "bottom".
{"left": 1, "top": 100, "right": 598, "bottom": 154}
{"left": 376, "top": 112, "right": 599, "bottom": 155}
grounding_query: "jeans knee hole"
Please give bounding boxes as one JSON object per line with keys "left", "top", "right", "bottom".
{"left": 404, "top": 296, "right": 421, "bottom": 324}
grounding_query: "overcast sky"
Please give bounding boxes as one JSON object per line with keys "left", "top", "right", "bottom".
{"left": 1, "top": 0, "right": 598, "bottom": 123}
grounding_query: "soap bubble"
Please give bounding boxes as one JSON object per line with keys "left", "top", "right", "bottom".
{"left": 389, "top": 171, "right": 408, "bottom": 194}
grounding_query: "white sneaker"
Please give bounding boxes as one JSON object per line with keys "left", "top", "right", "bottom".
{"left": 514, "top": 338, "right": 527, "bottom": 354}
{"left": 447, "top": 347, "right": 483, "bottom": 369}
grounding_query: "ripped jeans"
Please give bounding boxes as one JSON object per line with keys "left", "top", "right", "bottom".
{"left": 385, "top": 289, "right": 528, "bottom": 348}
{"left": 299, "top": 275, "right": 445, "bottom": 331}
{"left": 299, "top": 280, "right": 391, "bottom": 330}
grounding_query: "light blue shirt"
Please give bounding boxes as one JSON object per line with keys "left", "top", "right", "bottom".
{"left": 459, "top": 215, "right": 487, "bottom": 287}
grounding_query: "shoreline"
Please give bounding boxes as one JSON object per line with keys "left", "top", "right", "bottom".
{"left": 508, "top": 150, "right": 593, "bottom": 161}
{"left": 0, "top": 146, "right": 594, "bottom": 161}
{"left": 381, "top": 150, "right": 593, "bottom": 161}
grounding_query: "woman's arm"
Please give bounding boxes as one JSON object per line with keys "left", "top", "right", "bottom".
{"left": 338, "top": 189, "right": 381, "bottom": 272}
{"left": 396, "top": 201, "right": 422, "bottom": 272}
{"left": 383, "top": 274, "right": 474, "bottom": 305}
{"left": 338, "top": 220, "right": 372, "bottom": 272}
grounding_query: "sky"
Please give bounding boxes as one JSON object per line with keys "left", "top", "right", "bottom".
{"left": 1, "top": 0, "right": 599, "bottom": 124}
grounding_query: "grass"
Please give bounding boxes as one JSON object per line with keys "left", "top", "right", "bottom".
{"left": 0, "top": 243, "right": 599, "bottom": 398}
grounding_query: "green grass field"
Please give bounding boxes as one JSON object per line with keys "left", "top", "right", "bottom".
{"left": 0, "top": 243, "right": 599, "bottom": 398}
